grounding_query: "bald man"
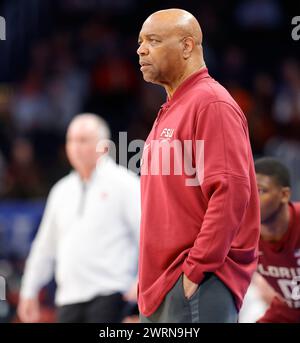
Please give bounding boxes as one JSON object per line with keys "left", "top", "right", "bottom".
{"left": 17, "top": 114, "right": 140, "bottom": 323}
{"left": 137, "top": 9, "right": 260, "bottom": 323}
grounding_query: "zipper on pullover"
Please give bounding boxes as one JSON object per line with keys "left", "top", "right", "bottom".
{"left": 78, "top": 182, "right": 87, "bottom": 216}
{"left": 154, "top": 103, "right": 170, "bottom": 139}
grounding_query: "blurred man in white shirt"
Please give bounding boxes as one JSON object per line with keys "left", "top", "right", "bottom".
{"left": 17, "top": 114, "right": 140, "bottom": 323}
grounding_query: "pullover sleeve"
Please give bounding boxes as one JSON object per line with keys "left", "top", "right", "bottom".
{"left": 20, "top": 187, "right": 58, "bottom": 299}
{"left": 182, "top": 101, "right": 251, "bottom": 283}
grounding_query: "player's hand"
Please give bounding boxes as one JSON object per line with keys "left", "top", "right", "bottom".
{"left": 123, "top": 279, "right": 138, "bottom": 302}
{"left": 183, "top": 273, "right": 199, "bottom": 299}
{"left": 17, "top": 297, "right": 40, "bottom": 323}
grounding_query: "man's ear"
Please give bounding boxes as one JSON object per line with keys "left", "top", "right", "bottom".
{"left": 182, "top": 37, "right": 194, "bottom": 59}
{"left": 281, "top": 187, "right": 291, "bottom": 204}
{"left": 96, "top": 139, "right": 110, "bottom": 156}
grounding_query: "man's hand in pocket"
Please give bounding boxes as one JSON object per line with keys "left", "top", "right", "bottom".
{"left": 183, "top": 273, "right": 199, "bottom": 299}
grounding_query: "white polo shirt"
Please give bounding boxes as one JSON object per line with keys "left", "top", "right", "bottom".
{"left": 20, "top": 157, "right": 140, "bottom": 306}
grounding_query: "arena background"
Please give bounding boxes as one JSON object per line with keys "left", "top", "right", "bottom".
{"left": 0, "top": 0, "right": 299, "bottom": 322}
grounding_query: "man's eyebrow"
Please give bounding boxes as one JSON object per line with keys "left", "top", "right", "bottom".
{"left": 138, "top": 33, "right": 162, "bottom": 41}
{"left": 146, "top": 33, "right": 162, "bottom": 39}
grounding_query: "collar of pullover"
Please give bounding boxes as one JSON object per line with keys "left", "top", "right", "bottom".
{"left": 166, "top": 67, "right": 209, "bottom": 105}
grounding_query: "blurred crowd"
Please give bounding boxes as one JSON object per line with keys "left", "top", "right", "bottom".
{"left": 0, "top": 0, "right": 299, "bottom": 322}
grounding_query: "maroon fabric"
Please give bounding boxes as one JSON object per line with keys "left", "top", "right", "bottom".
{"left": 258, "top": 296, "right": 300, "bottom": 323}
{"left": 138, "top": 68, "right": 260, "bottom": 316}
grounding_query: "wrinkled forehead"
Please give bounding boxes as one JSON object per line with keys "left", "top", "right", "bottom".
{"left": 256, "top": 173, "right": 280, "bottom": 188}
{"left": 139, "top": 16, "right": 179, "bottom": 39}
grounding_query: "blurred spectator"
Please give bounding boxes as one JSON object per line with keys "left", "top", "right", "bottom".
{"left": 88, "top": 53, "right": 138, "bottom": 135}
{"left": 2, "top": 138, "right": 46, "bottom": 199}
{"left": 47, "top": 61, "right": 89, "bottom": 132}
{"left": 61, "top": 0, "right": 135, "bottom": 13}
{"left": 0, "top": 151, "right": 6, "bottom": 195}
{"left": 221, "top": 46, "right": 247, "bottom": 85}
{"left": 127, "top": 83, "right": 165, "bottom": 142}
{"left": 17, "top": 114, "right": 140, "bottom": 323}
{"left": 247, "top": 73, "right": 276, "bottom": 154}
{"left": 235, "top": 0, "right": 282, "bottom": 29}
{"left": 12, "top": 69, "right": 53, "bottom": 133}
{"left": 0, "top": 86, "right": 14, "bottom": 157}
{"left": 273, "top": 59, "right": 300, "bottom": 131}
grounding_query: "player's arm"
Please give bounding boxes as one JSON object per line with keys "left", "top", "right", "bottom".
{"left": 182, "top": 101, "right": 254, "bottom": 286}
{"left": 18, "top": 187, "right": 58, "bottom": 322}
{"left": 254, "top": 272, "right": 282, "bottom": 304}
{"left": 121, "top": 172, "right": 141, "bottom": 302}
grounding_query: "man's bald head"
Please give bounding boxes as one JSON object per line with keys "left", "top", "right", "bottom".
{"left": 67, "top": 113, "right": 110, "bottom": 142}
{"left": 144, "top": 9, "right": 202, "bottom": 46}
{"left": 66, "top": 114, "right": 110, "bottom": 178}
{"left": 137, "top": 8, "right": 205, "bottom": 95}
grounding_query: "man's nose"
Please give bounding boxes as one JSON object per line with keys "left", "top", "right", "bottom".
{"left": 137, "top": 43, "right": 149, "bottom": 56}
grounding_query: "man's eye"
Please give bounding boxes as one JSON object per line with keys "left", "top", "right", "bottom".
{"left": 150, "top": 39, "right": 160, "bottom": 44}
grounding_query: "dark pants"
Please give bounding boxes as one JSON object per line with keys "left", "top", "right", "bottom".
{"left": 57, "top": 293, "right": 126, "bottom": 323}
{"left": 140, "top": 273, "right": 238, "bottom": 323}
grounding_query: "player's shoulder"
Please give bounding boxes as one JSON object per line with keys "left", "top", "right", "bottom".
{"left": 49, "top": 172, "right": 77, "bottom": 197}
{"left": 99, "top": 157, "right": 139, "bottom": 185}
{"left": 190, "top": 77, "right": 243, "bottom": 116}
{"left": 289, "top": 203, "right": 300, "bottom": 244}
{"left": 113, "top": 162, "right": 140, "bottom": 186}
